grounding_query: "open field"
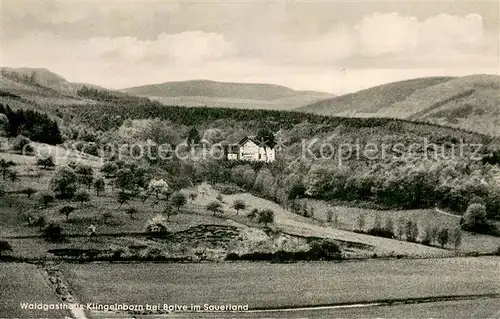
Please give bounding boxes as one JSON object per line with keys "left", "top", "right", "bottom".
{"left": 102, "top": 298, "right": 500, "bottom": 319}
{"left": 63, "top": 257, "right": 500, "bottom": 316}
{"left": 0, "top": 263, "right": 71, "bottom": 318}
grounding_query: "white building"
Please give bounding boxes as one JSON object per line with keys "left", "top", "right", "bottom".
{"left": 225, "top": 136, "right": 276, "bottom": 162}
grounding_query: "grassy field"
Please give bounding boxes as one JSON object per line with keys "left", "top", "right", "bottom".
{"left": 0, "top": 263, "right": 71, "bottom": 318}
{"left": 99, "top": 298, "right": 499, "bottom": 319}
{"left": 63, "top": 257, "right": 499, "bottom": 314}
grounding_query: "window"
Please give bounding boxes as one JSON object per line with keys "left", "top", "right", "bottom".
{"left": 258, "top": 154, "right": 261, "bottom": 160}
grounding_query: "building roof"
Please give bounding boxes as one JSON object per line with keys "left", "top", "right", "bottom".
{"left": 238, "top": 135, "right": 275, "bottom": 148}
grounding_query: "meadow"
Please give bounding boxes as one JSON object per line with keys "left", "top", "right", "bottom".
{"left": 63, "top": 257, "right": 500, "bottom": 316}
{"left": 0, "top": 263, "right": 71, "bottom": 318}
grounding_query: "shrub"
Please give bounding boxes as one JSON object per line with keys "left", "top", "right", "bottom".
{"left": 232, "top": 199, "right": 246, "bottom": 214}
{"left": 0, "top": 240, "right": 13, "bottom": 256}
{"left": 74, "top": 189, "right": 91, "bottom": 206}
{"left": 50, "top": 166, "right": 78, "bottom": 198}
{"left": 145, "top": 214, "right": 169, "bottom": 234}
{"left": 42, "top": 222, "right": 63, "bottom": 242}
{"left": 37, "top": 155, "right": 55, "bottom": 169}
{"left": 216, "top": 194, "right": 224, "bottom": 202}
{"left": 461, "top": 203, "right": 489, "bottom": 233}
{"left": 309, "top": 239, "right": 342, "bottom": 261}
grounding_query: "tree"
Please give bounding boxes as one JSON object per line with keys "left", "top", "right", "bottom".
{"left": 50, "top": 165, "right": 78, "bottom": 198}
{"left": 74, "top": 189, "right": 91, "bottom": 206}
{"left": 255, "top": 128, "right": 276, "bottom": 162}
{"left": 452, "top": 228, "right": 462, "bottom": 251}
{"left": 11, "top": 135, "right": 32, "bottom": 153}
{"left": 147, "top": 179, "right": 170, "bottom": 199}
{"left": 384, "top": 218, "right": 394, "bottom": 237}
{"left": 6, "top": 168, "right": 17, "bottom": 183}
{"left": 36, "top": 190, "right": 55, "bottom": 208}
{"left": 333, "top": 214, "right": 340, "bottom": 227}
{"left": 22, "top": 187, "right": 37, "bottom": 198}
{"left": 258, "top": 209, "right": 275, "bottom": 227}
{"left": 163, "top": 205, "right": 177, "bottom": 222}
{"left": 35, "top": 215, "right": 47, "bottom": 231}
{"left": 59, "top": 206, "right": 76, "bottom": 221}
{"left": 188, "top": 192, "right": 198, "bottom": 201}
{"left": 207, "top": 201, "right": 223, "bottom": 217}
{"left": 396, "top": 218, "right": 406, "bottom": 240}
{"left": 75, "top": 163, "right": 94, "bottom": 189}
{"left": 358, "top": 214, "right": 366, "bottom": 231}
{"left": 187, "top": 126, "right": 201, "bottom": 146}
{"left": 125, "top": 207, "right": 138, "bottom": 219}
{"left": 93, "top": 174, "right": 105, "bottom": 196}
{"left": 0, "top": 159, "right": 15, "bottom": 179}
{"left": 102, "top": 211, "right": 113, "bottom": 224}
{"left": 462, "top": 203, "right": 489, "bottom": 232}
{"left": 248, "top": 208, "right": 259, "bottom": 221}
{"left": 42, "top": 222, "right": 63, "bottom": 242}
{"left": 117, "top": 191, "right": 134, "bottom": 208}
{"left": 437, "top": 228, "right": 449, "bottom": 248}
{"left": 37, "top": 155, "right": 55, "bottom": 169}
{"left": 170, "top": 192, "right": 187, "bottom": 212}
{"left": 373, "top": 214, "right": 382, "bottom": 230}
{"left": 422, "top": 224, "right": 434, "bottom": 246}
{"left": 232, "top": 199, "right": 246, "bottom": 215}
{"left": 0, "top": 240, "right": 13, "bottom": 256}
{"left": 405, "top": 220, "right": 419, "bottom": 242}
{"left": 326, "top": 210, "right": 334, "bottom": 223}
{"left": 100, "top": 161, "right": 118, "bottom": 177}
{"left": 114, "top": 168, "right": 135, "bottom": 192}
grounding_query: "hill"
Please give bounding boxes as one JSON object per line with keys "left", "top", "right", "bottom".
{"left": 122, "top": 80, "right": 334, "bottom": 110}
{"left": 298, "top": 75, "right": 500, "bottom": 136}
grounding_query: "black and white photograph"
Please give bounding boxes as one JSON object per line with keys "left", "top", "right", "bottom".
{"left": 0, "top": 0, "right": 499, "bottom": 318}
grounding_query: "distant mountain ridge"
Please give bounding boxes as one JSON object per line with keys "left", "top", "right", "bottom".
{"left": 298, "top": 75, "right": 500, "bottom": 136}
{"left": 122, "top": 79, "right": 333, "bottom": 100}
{"left": 122, "top": 79, "right": 334, "bottom": 110}
{"left": 0, "top": 68, "right": 334, "bottom": 111}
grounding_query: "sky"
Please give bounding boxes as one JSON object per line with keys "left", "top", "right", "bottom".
{"left": 1, "top": 0, "right": 499, "bottom": 94}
